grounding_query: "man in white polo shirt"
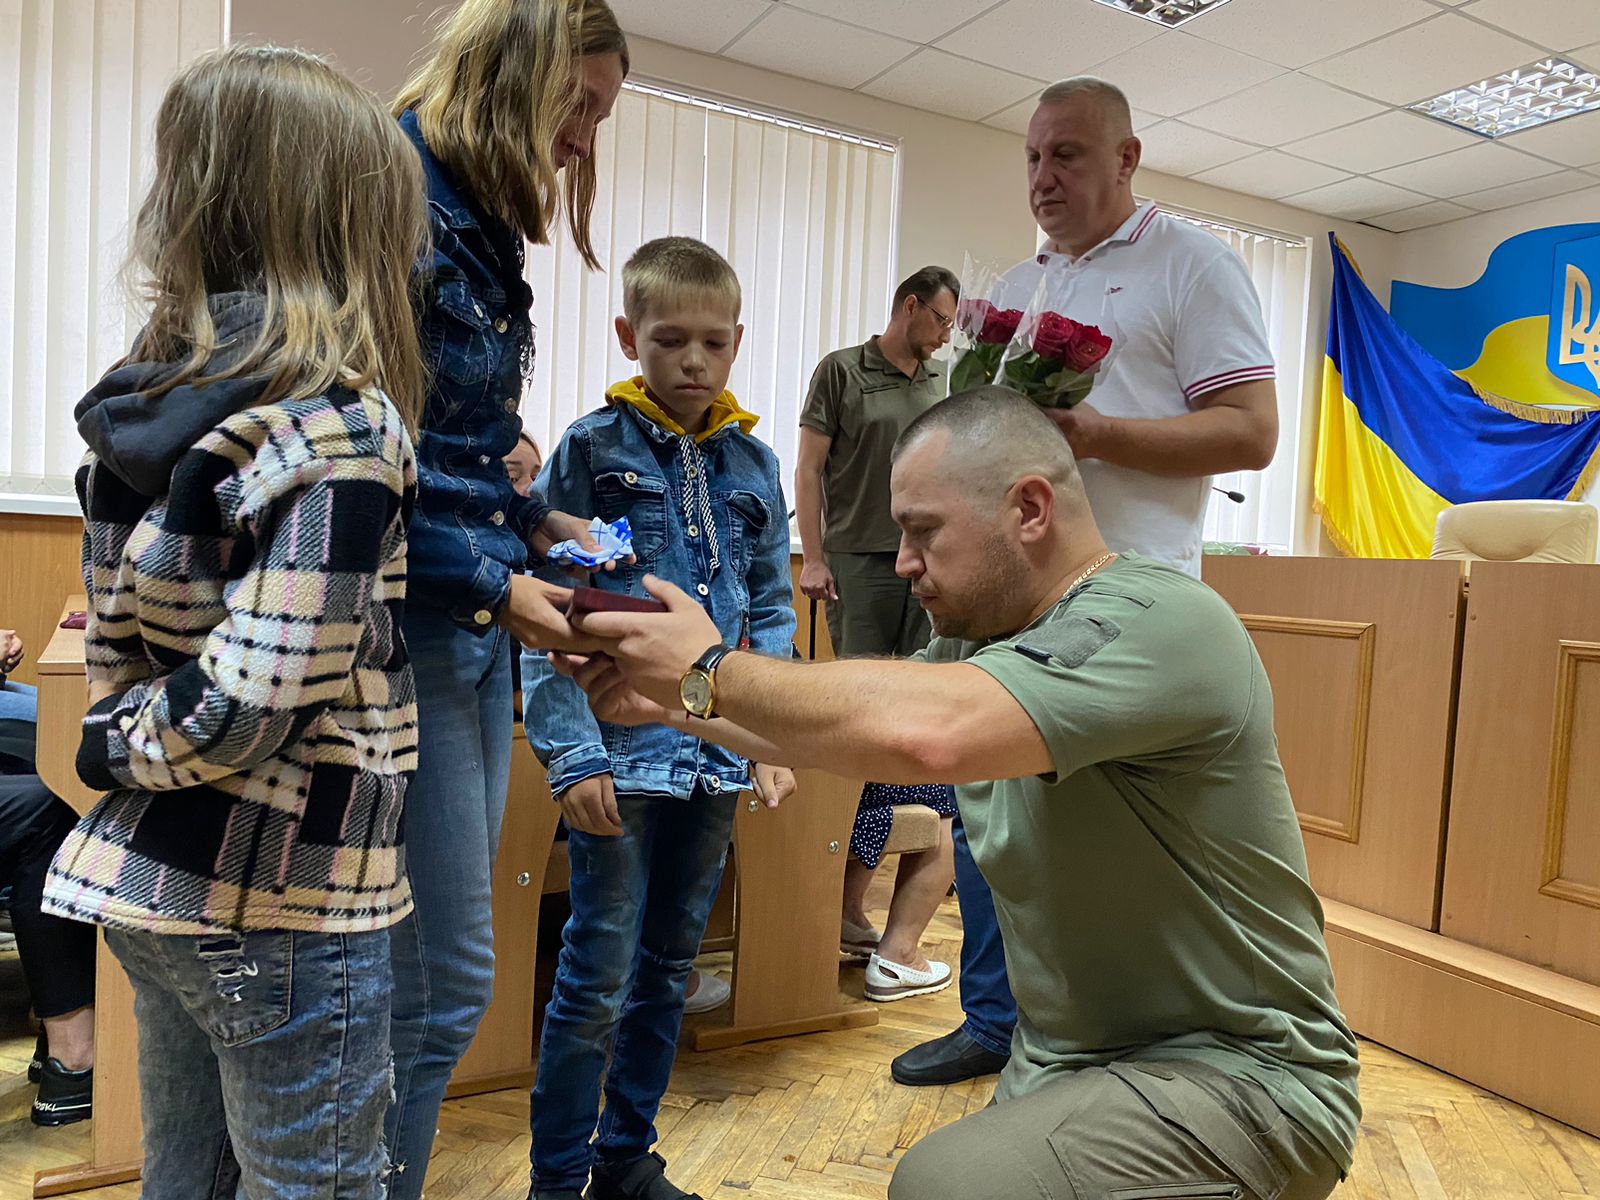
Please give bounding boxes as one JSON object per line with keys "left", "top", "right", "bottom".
{"left": 891, "top": 75, "right": 1281, "bottom": 1088}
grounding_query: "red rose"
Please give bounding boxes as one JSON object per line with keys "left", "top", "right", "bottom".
{"left": 980, "top": 306, "right": 1024, "bottom": 345}
{"left": 1031, "top": 312, "right": 1077, "bottom": 360}
{"left": 1062, "top": 322, "right": 1112, "bottom": 373}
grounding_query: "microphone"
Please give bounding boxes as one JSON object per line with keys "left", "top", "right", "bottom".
{"left": 1212, "top": 486, "right": 1246, "bottom": 504}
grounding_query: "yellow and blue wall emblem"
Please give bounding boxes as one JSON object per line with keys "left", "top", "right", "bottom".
{"left": 1314, "top": 234, "right": 1600, "bottom": 560}
{"left": 1391, "top": 222, "right": 1600, "bottom": 409}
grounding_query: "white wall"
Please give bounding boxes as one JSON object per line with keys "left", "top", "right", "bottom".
{"left": 1394, "top": 184, "right": 1600, "bottom": 289}
{"left": 229, "top": 0, "right": 1403, "bottom": 555}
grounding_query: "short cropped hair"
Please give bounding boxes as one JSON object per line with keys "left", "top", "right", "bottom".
{"left": 622, "top": 236, "right": 742, "bottom": 324}
{"left": 1038, "top": 76, "right": 1134, "bottom": 139}
{"left": 893, "top": 264, "right": 960, "bottom": 311}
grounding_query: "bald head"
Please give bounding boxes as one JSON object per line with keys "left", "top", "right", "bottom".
{"left": 892, "top": 387, "right": 1089, "bottom": 516}
{"left": 1038, "top": 77, "right": 1134, "bottom": 141}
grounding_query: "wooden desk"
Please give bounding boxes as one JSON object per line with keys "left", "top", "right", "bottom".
{"left": 33, "top": 599, "right": 143, "bottom": 1197}
{"left": 1202, "top": 556, "right": 1464, "bottom": 929}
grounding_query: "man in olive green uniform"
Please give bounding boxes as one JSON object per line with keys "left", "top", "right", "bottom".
{"left": 796, "top": 265, "right": 959, "bottom": 657}
{"left": 559, "top": 388, "right": 1361, "bottom": 1200}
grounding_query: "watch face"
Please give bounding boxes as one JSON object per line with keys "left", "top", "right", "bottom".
{"left": 681, "top": 670, "right": 713, "bottom": 715}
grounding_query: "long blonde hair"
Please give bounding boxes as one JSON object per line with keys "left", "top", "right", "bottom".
{"left": 126, "top": 44, "right": 428, "bottom": 430}
{"left": 394, "top": 0, "right": 629, "bottom": 269}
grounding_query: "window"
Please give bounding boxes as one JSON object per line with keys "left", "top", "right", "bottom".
{"left": 0, "top": 0, "right": 225, "bottom": 511}
{"left": 1165, "top": 208, "right": 1312, "bottom": 552}
{"left": 522, "top": 81, "right": 900, "bottom": 493}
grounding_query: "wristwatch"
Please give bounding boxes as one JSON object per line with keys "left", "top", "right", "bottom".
{"left": 680, "top": 644, "right": 733, "bottom": 719}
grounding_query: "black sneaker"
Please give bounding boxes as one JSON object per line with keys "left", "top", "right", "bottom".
{"left": 587, "top": 1152, "right": 703, "bottom": 1200}
{"left": 31, "top": 1058, "right": 92, "bottom": 1127}
{"left": 27, "top": 1030, "right": 46, "bottom": 1084}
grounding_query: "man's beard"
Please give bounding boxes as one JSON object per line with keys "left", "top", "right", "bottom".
{"left": 931, "top": 533, "right": 1030, "bottom": 642}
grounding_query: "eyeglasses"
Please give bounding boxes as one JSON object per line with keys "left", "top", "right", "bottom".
{"left": 915, "top": 296, "right": 956, "bottom": 332}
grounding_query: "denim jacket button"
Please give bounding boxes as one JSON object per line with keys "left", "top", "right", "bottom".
{"left": 478, "top": 455, "right": 491, "bottom": 465}
{"left": 490, "top": 510, "right": 505, "bottom": 526}
{"left": 708, "top": 776, "right": 722, "bottom": 792}
{"left": 688, "top": 524, "right": 699, "bottom": 538}
{"left": 696, "top": 583, "right": 710, "bottom": 597}
{"left": 494, "top": 317, "right": 509, "bottom": 334}
{"left": 625, "top": 471, "right": 639, "bottom": 484}
{"left": 504, "top": 397, "right": 518, "bottom": 413}
{"left": 473, "top": 609, "right": 493, "bottom": 626}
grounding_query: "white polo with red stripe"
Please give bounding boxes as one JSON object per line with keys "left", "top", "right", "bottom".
{"left": 994, "top": 201, "right": 1275, "bottom": 576}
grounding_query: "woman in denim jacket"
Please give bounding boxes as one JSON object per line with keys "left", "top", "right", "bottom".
{"left": 386, "top": 2, "right": 628, "bottom": 1193}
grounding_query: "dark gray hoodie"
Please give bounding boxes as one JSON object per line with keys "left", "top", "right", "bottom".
{"left": 74, "top": 293, "right": 274, "bottom": 497}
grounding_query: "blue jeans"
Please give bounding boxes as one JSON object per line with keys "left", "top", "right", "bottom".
{"left": 0, "top": 680, "right": 38, "bottom": 770}
{"left": 530, "top": 789, "right": 736, "bottom": 1193}
{"left": 106, "top": 926, "right": 392, "bottom": 1199}
{"left": 952, "top": 817, "right": 1016, "bottom": 1057}
{"left": 386, "top": 610, "right": 513, "bottom": 1199}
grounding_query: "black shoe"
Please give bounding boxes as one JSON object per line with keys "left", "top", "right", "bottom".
{"left": 529, "top": 1190, "right": 584, "bottom": 1200}
{"left": 586, "top": 1151, "right": 703, "bottom": 1200}
{"left": 890, "top": 1026, "right": 1009, "bottom": 1087}
{"left": 32, "top": 1057, "right": 92, "bottom": 1127}
{"left": 27, "top": 1030, "right": 46, "bottom": 1084}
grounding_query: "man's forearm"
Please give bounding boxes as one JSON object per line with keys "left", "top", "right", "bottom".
{"left": 685, "top": 651, "right": 960, "bottom": 784}
{"left": 1087, "top": 406, "right": 1273, "bottom": 477}
{"left": 795, "top": 470, "right": 825, "bottom": 562}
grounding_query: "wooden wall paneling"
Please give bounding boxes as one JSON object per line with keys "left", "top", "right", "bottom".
{"left": 0, "top": 515, "right": 84, "bottom": 690}
{"left": 1202, "top": 556, "right": 1464, "bottom": 929}
{"left": 1441, "top": 561, "right": 1600, "bottom": 986}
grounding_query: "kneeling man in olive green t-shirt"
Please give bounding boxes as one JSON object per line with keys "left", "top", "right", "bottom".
{"left": 557, "top": 388, "right": 1360, "bottom": 1200}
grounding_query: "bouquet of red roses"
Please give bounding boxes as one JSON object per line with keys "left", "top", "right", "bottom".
{"left": 948, "top": 296, "right": 1024, "bottom": 394}
{"left": 997, "top": 308, "right": 1114, "bottom": 409}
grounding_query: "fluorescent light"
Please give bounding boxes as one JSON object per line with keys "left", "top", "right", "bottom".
{"left": 1410, "top": 58, "right": 1600, "bottom": 139}
{"left": 1089, "top": 0, "right": 1236, "bottom": 27}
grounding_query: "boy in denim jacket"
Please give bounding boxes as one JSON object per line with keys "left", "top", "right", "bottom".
{"left": 522, "top": 237, "right": 797, "bottom": 1200}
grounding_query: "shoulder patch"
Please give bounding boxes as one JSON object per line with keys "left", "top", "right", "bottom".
{"left": 1011, "top": 614, "right": 1120, "bottom": 670}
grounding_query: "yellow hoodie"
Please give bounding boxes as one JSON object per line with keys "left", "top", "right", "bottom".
{"left": 605, "top": 377, "right": 759, "bottom": 443}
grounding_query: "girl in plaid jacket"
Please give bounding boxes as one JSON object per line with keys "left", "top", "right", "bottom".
{"left": 42, "top": 44, "right": 427, "bottom": 1199}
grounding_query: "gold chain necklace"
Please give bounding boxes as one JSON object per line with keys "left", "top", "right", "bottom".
{"left": 1065, "top": 552, "right": 1116, "bottom": 597}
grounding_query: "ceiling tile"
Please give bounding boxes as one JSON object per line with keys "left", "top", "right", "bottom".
{"left": 1373, "top": 141, "right": 1561, "bottom": 197}
{"left": 1181, "top": 0, "right": 1437, "bottom": 70}
{"left": 1454, "top": 169, "right": 1600, "bottom": 210}
{"left": 937, "top": 0, "right": 1162, "bottom": 83}
{"left": 607, "top": 0, "right": 771, "bottom": 54}
{"left": 1460, "top": 0, "right": 1600, "bottom": 53}
{"left": 1498, "top": 110, "right": 1600, "bottom": 166}
{"left": 1366, "top": 200, "right": 1477, "bottom": 232}
{"left": 984, "top": 98, "right": 1159, "bottom": 136}
{"left": 1574, "top": 40, "right": 1600, "bottom": 69}
{"left": 786, "top": 0, "right": 983, "bottom": 45}
{"left": 1284, "top": 109, "right": 1483, "bottom": 173}
{"left": 1283, "top": 175, "right": 1433, "bottom": 220}
{"left": 1087, "top": 31, "right": 1284, "bottom": 117}
{"left": 1305, "top": 13, "right": 1545, "bottom": 106}
{"left": 1136, "top": 120, "right": 1258, "bottom": 176}
{"left": 1192, "top": 150, "right": 1349, "bottom": 199}
{"left": 722, "top": 6, "right": 916, "bottom": 90}
{"left": 863, "top": 48, "right": 1044, "bottom": 122}
{"left": 1179, "top": 72, "right": 1385, "bottom": 145}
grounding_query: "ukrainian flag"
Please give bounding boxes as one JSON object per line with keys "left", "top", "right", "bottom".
{"left": 1314, "top": 234, "right": 1600, "bottom": 559}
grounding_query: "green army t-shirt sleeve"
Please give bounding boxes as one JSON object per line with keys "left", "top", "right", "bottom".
{"left": 963, "top": 592, "right": 1249, "bottom": 782}
{"left": 798, "top": 354, "right": 846, "bottom": 436}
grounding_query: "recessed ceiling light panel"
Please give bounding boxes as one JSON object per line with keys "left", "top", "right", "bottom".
{"left": 1410, "top": 58, "right": 1600, "bottom": 139}
{"left": 1089, "top": 0, "right": 1237, "bottom": 28}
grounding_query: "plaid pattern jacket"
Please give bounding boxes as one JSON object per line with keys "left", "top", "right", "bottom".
{"left": 43, "top": 387, "right": 419, "bottom": 935}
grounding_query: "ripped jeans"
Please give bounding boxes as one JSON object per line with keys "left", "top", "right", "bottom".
{"left": 107, "top": 927, "right": 392, "bottom": 1200}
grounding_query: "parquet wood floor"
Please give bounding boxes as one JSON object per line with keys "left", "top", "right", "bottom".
{"left": 1, "top": 884, "right": 1596, "bottom": 1198}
